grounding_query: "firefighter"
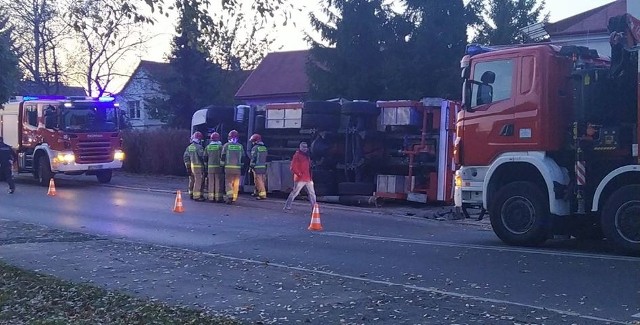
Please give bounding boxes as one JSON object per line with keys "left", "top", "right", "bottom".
{"left": 0, "top": 137, "right": 16, "bottom": 194}
{"left": 249, "top": 133, "right": 268, "bottom": 200}
{"left": 221, "top": 130, "right": 244, "bottom": 204}
{"left": 205, "top": 132, "right": 224, "bottom": 203}
{"left": 183, "top": 131, "right": 205, "bottom": 201}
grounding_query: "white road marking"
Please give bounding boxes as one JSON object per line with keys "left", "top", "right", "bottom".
{"left": 117, "top": 240, "right": 629, "bottom": 325}
{"left": 194, "top": 250, "right": 627, "bottom": 324}
{"left": 632, "top": 312, "right": 640, "bottom": 318}
{"left": 320, "top": 231, "right": 640, "bottom": 262}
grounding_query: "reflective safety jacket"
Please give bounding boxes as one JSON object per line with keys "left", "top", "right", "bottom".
{"left": 205, "top": 141, "right": 223, "bottom": 174}
{"left": 221, "top": 141, "right": 244, "bottom": 174}
{"left": 183, "top": 143, "right": 204, "bottom": 173}
{"left": 250, "top": 142, "right": 268, "bottom": 175}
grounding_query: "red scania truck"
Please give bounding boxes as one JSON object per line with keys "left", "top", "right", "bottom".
{"left": 454, "top": 14, "right": 640, "bottom": 253}
{"left": 0, "top": 95, "right": 125, "bottom": 185}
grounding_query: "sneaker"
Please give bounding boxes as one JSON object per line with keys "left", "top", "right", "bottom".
{"left": 8, "top": 189, "right": 14, "bottom": 194}
{"left": 256, "top": 196, "right": 266, "bottom": 200}
{"left": 283, "top": 206, "right": 291, "bottom": 211}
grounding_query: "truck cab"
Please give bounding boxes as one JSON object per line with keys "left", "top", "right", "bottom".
{"left": 454, "top": 31, "right": 640, "bottom": 253}
{"left": 0, "top": 96, "right": 125, "bottom": 185}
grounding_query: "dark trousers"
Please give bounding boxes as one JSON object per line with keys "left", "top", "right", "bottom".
{"left": 1, "top": 166, "right": 14, "bottom": 190}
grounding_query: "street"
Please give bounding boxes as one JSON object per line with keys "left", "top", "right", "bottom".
{"left": 0, "top": 173, "right": 638, "bottom": 324}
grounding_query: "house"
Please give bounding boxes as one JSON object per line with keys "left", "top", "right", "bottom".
{"left": 524, "top": 0, "right": 640, "bottom": 56}
{"left": 17, "top": 80, "right": 85, "bottom": 96}
{"left": 234, "top": 50, "right": 310, "bottom": 107}
{"left": 116, "top": 60, "right": 171, "bottom": 128}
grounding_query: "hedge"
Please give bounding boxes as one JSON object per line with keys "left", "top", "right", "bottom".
{"left": 121, "top": 128, "right": 191, "bottom": 176}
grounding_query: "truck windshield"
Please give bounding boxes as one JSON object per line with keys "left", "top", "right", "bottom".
{"left": 61, "top": 103, "right": 119, "bottom": 132}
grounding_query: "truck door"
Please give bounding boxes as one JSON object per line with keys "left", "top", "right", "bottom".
{"left": 460, "top": 56, "right": 517, "bottom": 165}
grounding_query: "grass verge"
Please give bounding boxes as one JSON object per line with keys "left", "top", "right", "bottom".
{"left": 0, "top": 261, "right": 239, "bottom": 324}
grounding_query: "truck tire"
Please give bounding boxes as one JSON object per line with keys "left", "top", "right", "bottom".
{"left": 96, "top": 170, "right": 113, "bottom": 184}
{"left": 601, "top": 185, "right": 640, "bottom": 253}
{"left": 302, "top": 113, "right": 339, "bottom": 130}
{"left": 489, "top": 181, "right": 549, "bottom": 247}
{"left": 304, "top": 101, "right": 341, "bottom": 115}
{"left": 37, "top": 156, "right": 53, "bottom": 187}
{"left": 338, "top": 182, "right": 375, "bottom": 196}
{"left": 341, "top": 102, "right": 379, "bottom": 116}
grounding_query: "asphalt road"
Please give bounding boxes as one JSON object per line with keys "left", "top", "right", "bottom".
{"left": 0, "top": 173, "right": 638, "bottom": 324}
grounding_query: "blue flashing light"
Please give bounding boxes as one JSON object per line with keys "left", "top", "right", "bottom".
{"left": 466, "top": 44, "right": 494, "bottom": 56}
{"left": 98, "top": 96, "right": 115, "bottom": 102}
{"left": 22, "top": 95, "right": 68, "bottom": 101}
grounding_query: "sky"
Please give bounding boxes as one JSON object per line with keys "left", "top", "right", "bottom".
{"left": 118, "top": 0, "right": 616, "bottom": 92}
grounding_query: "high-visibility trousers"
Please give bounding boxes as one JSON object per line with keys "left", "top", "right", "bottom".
{"left": 207, "top": 172, "right": 224, "bottom": 201}
{"left": 253, "top": 171, "right": 266, "bottom": 199}
{"left": 189, "top": 170, "right": 204, "bottom": 199}
{"left": 225, "top": 173, "right": 241, "bottom": 202}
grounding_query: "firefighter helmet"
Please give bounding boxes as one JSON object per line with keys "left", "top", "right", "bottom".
{"left": 210, "top": 132, "right": 220, "bottom": 141}
{"left": 228, "top": 130, "right": 239, "bottom": 139}
{"left": 192, "top": 131, "right": 203, "bottom": 141}
{"left": 249, "top": 133, "right": 262, "bottom": 143}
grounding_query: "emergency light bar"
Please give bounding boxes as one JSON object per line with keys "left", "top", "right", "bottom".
{"left": 18, "top": 95, "right": 116, "bottom": 102}
{"left": 465, "top": 44, "right": 495, "bottom": 56}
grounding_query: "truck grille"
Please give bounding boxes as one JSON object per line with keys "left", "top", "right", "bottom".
{"left": 76, "top": 140, "right": 112, "bottom": 164}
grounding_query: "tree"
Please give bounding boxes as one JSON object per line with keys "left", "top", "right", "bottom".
{"left": 146, "top": 0, "right": 223, "bottom": 128}
{"left": 401, "top": 0, "right": 471, "bottom": 99}
{"left": 473, "top": 0, "right": 548, "bottom": 45}
{"left": 64, "top": 0, "right": 151, "bottom": 96}
{"left": 208, "top": 4, "right": 276, "bottom": 71}
{"left": 1, "top": 0, "right": 69, "bottom": 94}
{"left": 0, "top": 11, "right": 21, "bottom": 104}
{"left": 307, "top": 0, "right": 398, "bottom": 100}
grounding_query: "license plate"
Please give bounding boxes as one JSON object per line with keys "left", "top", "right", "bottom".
{"left": 88, "top": 165, "right": 103, "bottom": 170}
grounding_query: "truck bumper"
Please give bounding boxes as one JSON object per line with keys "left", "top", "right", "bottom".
{"left": 53, "top": 160, "right": 123, "bottom": 173}
{"left": 454, "top": 167, "right": 486, "bottom": 208}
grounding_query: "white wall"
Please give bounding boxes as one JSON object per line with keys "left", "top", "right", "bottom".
{"left": 118, "top": 70, "right": 166, "bottom": 128}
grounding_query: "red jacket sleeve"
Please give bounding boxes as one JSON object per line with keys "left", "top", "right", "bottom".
{"left": 290, "top": 153, "right": 298, "bottom": 175}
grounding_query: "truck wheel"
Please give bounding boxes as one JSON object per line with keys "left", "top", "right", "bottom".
{"left": 301, "top": 113, "right": 339, "bottom": 130}
{"left": 489, "top": 181, "right": 549, "bottom": 247}
{"left": 601, "top": 185, "right": 640, "bottom": 253}
{"left": 303, "top": 101, "right": 341, "bottom": 115}
{"left": 341, "top": 102, "right": 379, "bottom": 116}
{"left": 96, "top": 170, "right": 113, "bottom": 184}
{"left": 37, "top": 156, "right": 53, "bottom": 187}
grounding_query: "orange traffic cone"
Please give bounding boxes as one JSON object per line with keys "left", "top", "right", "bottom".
{"left": 47, "top": 178, "right": 56, "bottom": 196}
{"left": 308, "top": 203, "right": 323, "bottom": 231}
{"left": 173, "top": 190, "right": 184, "bottom": 213}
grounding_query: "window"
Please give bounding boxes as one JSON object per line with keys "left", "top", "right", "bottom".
{"left": 127, "top": 100, "right": 141, "bottom": 119}
{"left": 25, "top": 105, "right": 38, "bottom": 127}
{"left": 471, "top": 59, "right": 514, "bottom": 107}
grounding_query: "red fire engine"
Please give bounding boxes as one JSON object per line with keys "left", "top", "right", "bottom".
{"left": 454, "top": 14, "right": 640, "bottom": 253}
{"left": 0, "top": 95, "right": 125, "bottom": 185}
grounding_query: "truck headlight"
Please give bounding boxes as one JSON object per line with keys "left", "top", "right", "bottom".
{"left": 55, "top": 152, "right": 75, "bottom": 164}
{"left": 114, "top": 150, "right": 125, "bottom": 161}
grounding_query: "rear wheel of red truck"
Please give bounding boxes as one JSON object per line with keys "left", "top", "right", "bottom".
{"left": 602, "top": 185, "right": 640, "bottom": 254}
{"left": 96, "top": 170, "right": 112, "bottom": 184}
{"left": 490, "top": 181, "right": 549, "bottom": 247}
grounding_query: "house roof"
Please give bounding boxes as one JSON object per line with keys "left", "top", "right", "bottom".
{"left": 234, "top": 50, "right": 310, "bottom": 100}
{"left": 117, "top": 60, "right": 172, "bottom": 95}
{"left": 17, "top": 80, "right": 86, "bottom": 96}
{"left": 545, "top": 0, "right": 625, "bottom": 37}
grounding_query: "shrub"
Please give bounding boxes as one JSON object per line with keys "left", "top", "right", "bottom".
{"left": 121, "top": 128, "right": 190, "bottom": 175}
